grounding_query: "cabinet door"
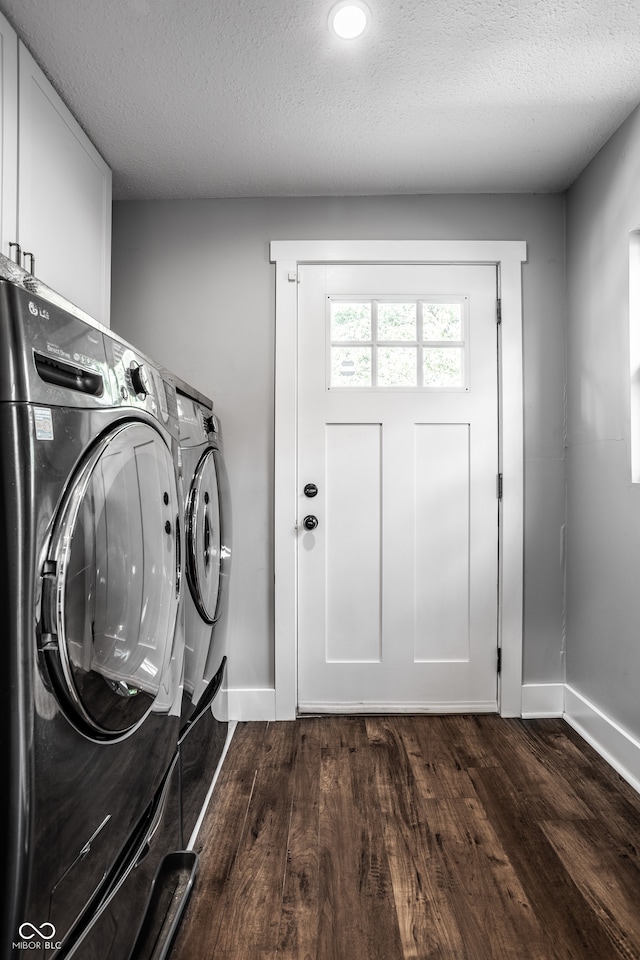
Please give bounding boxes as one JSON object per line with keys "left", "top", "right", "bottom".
{"left": 17, "top": 42, "right": 112, "bottom": 326}
{"left": 0, "top": 11, "right": 17, "bottom": 257}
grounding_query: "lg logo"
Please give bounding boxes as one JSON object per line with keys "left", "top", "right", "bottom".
{"left": 27, "top": 301, "right": 50, "bottom": 320}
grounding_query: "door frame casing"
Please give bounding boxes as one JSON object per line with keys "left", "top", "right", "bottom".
{"left": 270, "top": 240, "right": 527, "bottom": 720}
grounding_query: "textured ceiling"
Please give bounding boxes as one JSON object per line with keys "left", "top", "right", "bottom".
{"left": 1, "top": 0, "right": 639, "bottom": 199}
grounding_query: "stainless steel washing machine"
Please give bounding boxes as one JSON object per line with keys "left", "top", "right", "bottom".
{"left": 0, "top": 268, "right": 186, "bottom": 958}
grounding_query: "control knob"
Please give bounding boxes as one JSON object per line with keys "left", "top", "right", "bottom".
{"left": 203, "top": 414, "right": 218, "bottom": 435}
{"left": 130, "top": 362, "right": 152, "bottom": 398}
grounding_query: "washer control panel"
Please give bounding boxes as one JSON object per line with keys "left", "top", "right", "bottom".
{"left": 103, "top": 334, "right": 178, "bottom": 437}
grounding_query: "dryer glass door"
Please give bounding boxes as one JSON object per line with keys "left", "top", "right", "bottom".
{"left": 44, "top": 420, "right": 180, "bottom": 739}
{"left": 186, "top": 447, "right": 221, "bottom": 624}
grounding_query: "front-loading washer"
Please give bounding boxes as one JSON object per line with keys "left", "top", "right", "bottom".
{"left": 0, "top": 273, "right": 185, "bottom": 957}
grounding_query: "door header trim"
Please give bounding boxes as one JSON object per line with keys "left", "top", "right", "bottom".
{"left": 270, "top": 239, "right": 527, "bottom": 265}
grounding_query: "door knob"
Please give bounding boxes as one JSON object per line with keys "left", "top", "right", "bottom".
{"left": 303, "top": 483, "right": 318, "bottom": 498}
{"left": 303, "top": 515, "right": 318, "bottom": 531}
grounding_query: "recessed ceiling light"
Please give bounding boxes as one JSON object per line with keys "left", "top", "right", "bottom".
{"left": 328, "top": 1, "right": 372, "bottom": 40}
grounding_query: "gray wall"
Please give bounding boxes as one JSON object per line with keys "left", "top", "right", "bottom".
{"left": 111, "top": 194, "right": 566, "bottom": 705}
{"left": 566, "top": 104, "right": 640, "bottom": 740}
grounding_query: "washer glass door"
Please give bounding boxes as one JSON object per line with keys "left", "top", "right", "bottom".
{"left": 44, "top": 420, "right": 180, "bottom": 739}
{"left": 186, "top": 447, "right": 221, "bottom": 624}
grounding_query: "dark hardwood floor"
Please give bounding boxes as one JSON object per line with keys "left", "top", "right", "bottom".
{"left": 169, "top": 715, "right": 640, "bottom": 960}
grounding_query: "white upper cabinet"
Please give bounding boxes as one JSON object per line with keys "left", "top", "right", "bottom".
{"left": 0, "top": 13, "right": 18, "bottom": 255}
{"left": 17, "top": 44, "right": 112, "bottom": 326}
{"left": 0, "top": 12, "right": 112, "bottom": 327}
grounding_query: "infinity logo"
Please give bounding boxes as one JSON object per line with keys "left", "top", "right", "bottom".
{"left": 18, "top": 922, "right": 56, "bottom": 940}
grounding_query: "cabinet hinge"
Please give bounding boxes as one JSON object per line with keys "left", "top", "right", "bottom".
{"left": 497, "top": 473, "right": 503, "bottom": 500}
{"left": 288, "top": 271, "right": 300, "bottom": 283}
{"left": 497, "top": 648, "right": 502, "bottom": 675}
{"left": 496, "top": 298, "right": 502, "bottom": 324}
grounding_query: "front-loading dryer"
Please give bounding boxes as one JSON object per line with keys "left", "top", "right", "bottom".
{"left": 174, "top": 388, "right": 232, "bottom": 733}
{"left": 168, "top": 382, "right": 232, "bottom": 845}
{"left": 0, "top": 276, "right": 184, "bottom": 957}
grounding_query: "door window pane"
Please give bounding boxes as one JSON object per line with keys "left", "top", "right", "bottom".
{"left": 423, "top": 348, "right": 464, "bottom": 387}
{"left": 330, "top": 302, "right": 371, "bottom": 341}
{"left": 423, "top": 302, "right": 462, "bottom": 341}
{"left": 328, "top": 296, "right": 467, "bottom": 389}
{"left": 331, "top": 346, "right": 372, "bottom": 386}
{"left": 378, "top": 347, "right": 417, "bottom": 386}
{"left": 378, "top": 302, "right": 416, "bottom": 341}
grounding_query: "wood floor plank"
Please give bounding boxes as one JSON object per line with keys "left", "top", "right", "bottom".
{"left": 420, "top": 795, "right": 550, "bottom": 960}
{"left": 436, "top": 714, "right": 505, "bottom": 769}
{"left": 276, "top": 718, "right": 322, "bottom": 960}
{"left": 469, "top": 764, "right": 631, "bottom": 960}
{"left": 540, "top": 818, "right": 640, "bottom": 960}
{"left": 187, "top": 721, "right": 298, "bottom": 960}
{"left": 316, "top": 718, "right": 404, "bottom": 960}
{"left": 192, "top": 721, "right": 269, "bottom": 863}
{"left": 472, "top": 717, "right": 594, "bottom": 820}
{"left": 365, "top": 716, "right": 471, "bottom": 959}
{"left": 172, "top": 722, "right": 269, "bottom": 958}
{"left": 468, "top": 760, "right": 593, "bottom": 824}
{"left": 399, "top": 715, "right": 479, "bottom": 799}
{"left": 531, "top": 722, "right": 640, "bottom": 864}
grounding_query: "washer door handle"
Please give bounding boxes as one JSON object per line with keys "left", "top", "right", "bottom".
{"left": 204, "top": 510, "right": 211, "bottom": 569}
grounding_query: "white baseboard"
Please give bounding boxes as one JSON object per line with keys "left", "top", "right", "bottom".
{"left": 521, "top": 682, "right": 565, "bottom": 718}
{"left": 563, "top": 685, "right": 640, "bottom": 795}
{"left": 227, "top": 687, "right": 276, "bottom": 721}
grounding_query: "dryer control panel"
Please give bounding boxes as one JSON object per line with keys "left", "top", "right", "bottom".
{"left": 176, "top": 394, "right": 219, "bottom": 448}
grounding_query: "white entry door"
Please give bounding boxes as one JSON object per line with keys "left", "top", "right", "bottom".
{"left": 297, "top": 263, "right": 500, "bottom": 713}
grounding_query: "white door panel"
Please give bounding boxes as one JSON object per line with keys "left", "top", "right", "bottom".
{"left": 325, "top": 422, "right": 382, "bottom": 662}
{"left": 297, "top": 263, "right": 499, "bottom": 712}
